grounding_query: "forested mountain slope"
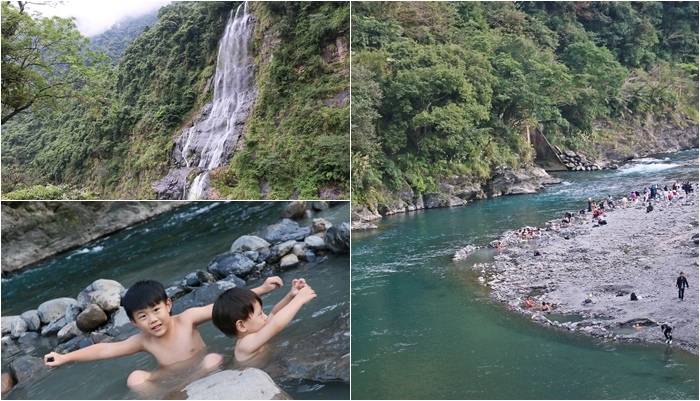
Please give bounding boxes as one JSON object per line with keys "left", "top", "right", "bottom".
{"left": 1, "top": 1, "right": 349, "bottom": 200}
{"left": 351, "top": 1, "right": 698, "bottom": 214}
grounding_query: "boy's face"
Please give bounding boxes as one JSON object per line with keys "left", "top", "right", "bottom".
{"left": 130, "top": 299, "right": 173, "bottom": 337}
{"left": 239, "top": 300, "right": 267, "bottom": 334}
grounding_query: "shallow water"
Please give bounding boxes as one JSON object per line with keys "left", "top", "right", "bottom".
{"left": 351, "top": 149, "right": 699, "bottom": 399}
{"left": 2, "top": 201, "right": 350, "bottom": 400}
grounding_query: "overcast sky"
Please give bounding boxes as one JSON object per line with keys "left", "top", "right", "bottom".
{"left": 27, "top": 0, "right": 171, "bottom": 37}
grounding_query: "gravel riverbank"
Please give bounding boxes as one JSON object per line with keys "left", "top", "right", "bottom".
{"left": 477, "top": 192, "right": 699, "bottom": 354}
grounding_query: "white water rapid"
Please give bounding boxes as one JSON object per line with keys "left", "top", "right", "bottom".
{"left": 177, "top": 2, "right": 256, "bottom": 199}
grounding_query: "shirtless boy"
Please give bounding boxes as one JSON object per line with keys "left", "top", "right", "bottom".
{"left": 212, "top": 278, "right": 316, "bottom": 364}
{"left": 44, "top": 277, "right": 282, "bottom": 388}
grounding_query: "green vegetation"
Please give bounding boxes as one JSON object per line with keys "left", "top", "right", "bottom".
{"left": 351, "top": 1, "right": 698, "bottom": 206}
{"left": 1, "top": 1, "right": 349, "bottom": 199}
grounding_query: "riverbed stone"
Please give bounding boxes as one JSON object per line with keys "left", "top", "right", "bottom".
{"left": 311, "top": 218, "right": 332, "bottom": 233}
{"left": 280, "top": 201, "right": 307, "bottom": 220}
{"left": 17, "top": 331, "right": 39, "bottom": 344}
{"left": 57, "top": 321, "right": 82, "bottom": 343}
{"left": 325, "top": 222, "right": 350, "bottom": 254}
{"left": 19, "top": 310, "right": 41, "bottom": 332}
{"left": 9, "top": 356, "right": 48, "bottom": 384}
{"left": 253, "top": 219, "right": 310, "bottom": 244}
{"left": 108, "top": 307, "right": 131, "bottom": 329}
{"left": 76, "top": 279, "right": 125, "bottom": 313}
{"left": 76, "top": 304, "right": 108, "bottom": 332}
{"left": 180, "top": 369, "right": 291, "bottom": 400}
{"left": 171, "top": 281, "right": 237, "bottom": 315}
{"left": 304, "top": 235, "right": 326, "bottom": 251}
{"left": 292, "top": 243, "right": 308, "bottom": 260}
{"left": 230, "top": 235, "right": 270, "bottom": 253}
{"left": 41, "top": 317, "right": 67, "bottom": 336}
{"left": 267, "top": 240, "right": 298, "bottom": 264}
{"left": 207, "top": 251, "right": 256, "bottom": 279}
{"left": 1, "top": 372, "right": 15, "bottom": 395}
{"left": 1, "top": 316, "right": 22, "bottom": 335}
{"left": 64, "top": 304, "right": 82, "bottom": 324}
{"left": 37, "top": 298, "right": 76, "bottom": 324}
{"left": 10, "top": 318, "right": 27, "bottom": 339}
{"left": 279, "top": 254, "right": 299, "bottom": 269}
{"left": 312, "top": 201, "right": 329, "bottom": 211}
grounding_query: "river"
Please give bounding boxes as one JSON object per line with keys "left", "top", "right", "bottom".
{"left": 351, "top": 149, "right": 699, "bottom": 399}
{"left": 1, "top": 201, "right": 350, "bottom": 400}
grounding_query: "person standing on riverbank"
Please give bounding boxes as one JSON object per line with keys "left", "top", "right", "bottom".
{"left": 676, "top": 272, "right": 689, "bottom": 301}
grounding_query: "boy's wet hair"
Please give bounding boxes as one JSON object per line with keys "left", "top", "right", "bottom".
{"left": 122, "top": 280, "right": 169, "bottom": 320}
{"left": 212, "top": 287, "right": 262, "bottom": 337}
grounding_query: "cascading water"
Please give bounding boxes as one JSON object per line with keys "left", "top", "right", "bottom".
{"left": 156, "top": 2, "right": 257, "bottom": 200}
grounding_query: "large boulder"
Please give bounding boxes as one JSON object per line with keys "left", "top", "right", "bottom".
{"left": 253, "top": 219, "right": 310, "bottom": 244}
{"left": 207, "top": 252, "right": 256, "bottom": 279}
{"left": 325, "top": 222, "right": 350, "bottom": 254}
{"left": 37, "top": 298, "right": 76, "bottom": 324}
{"left": 280, "top": 201, "right": 307, "bottom": 220}
{"left": 75, "top": 304, "right": 108, "bottom": 332}
{"left": 76, "top": 279, "right": 125, "bottom": 313}
{"left": 171, "top": 281, "right": 237, "bottom": 315}
{"left": 230, "top": 235, "right": 270, "bottom": 253}
{"left": 179, "top": 369, "right": 291, "bottom": 400}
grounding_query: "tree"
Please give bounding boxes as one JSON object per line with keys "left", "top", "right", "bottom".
{"left": 1, "top": 2, "right": 109, "bottom": 124}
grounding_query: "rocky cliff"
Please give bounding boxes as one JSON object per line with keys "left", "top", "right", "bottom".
{"left": 1, "top": 202, "right": 187, "bottom": 274}
{"left": 352, "top": 118, "right": 699, "bottom": 230}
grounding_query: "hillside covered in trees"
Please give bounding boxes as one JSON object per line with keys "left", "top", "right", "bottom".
{"left": 351, "top": 1, "right": 698, "bottom": 210}
{"left": 1, "top": 1, "right": 350, "bottom": 200}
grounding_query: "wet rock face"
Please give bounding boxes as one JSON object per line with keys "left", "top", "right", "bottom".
{"left": 9, "top": 356, "right": 48, "bottom": 385}
{"left": 277, "top": 309, "right": 350, "bottom": 383}
{"left": 324, "top": 222, "right": 350, "bottom": 254}
{"left": 1, "top": 202, "right": 185, "bottom": 274}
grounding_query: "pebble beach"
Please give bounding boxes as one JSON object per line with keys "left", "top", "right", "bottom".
{"left": 479, "top": 191, "right": 699, "bottom": 354}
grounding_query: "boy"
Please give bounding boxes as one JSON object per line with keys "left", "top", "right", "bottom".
{"left": 43, "top": 277, "right": 283, "bottom": 389}
{"left": 212, "top": 278, "right": 316, "bottom": 364}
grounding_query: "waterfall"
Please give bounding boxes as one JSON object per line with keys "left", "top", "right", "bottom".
{"left": 163, "top": 2, "right": 257, "bottom": 200}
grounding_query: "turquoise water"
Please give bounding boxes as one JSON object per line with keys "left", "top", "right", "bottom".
{"left": 351, "top": 150, "right": 699, "bottom": 399}
{"left": 2, "top": 201, "right": 350, "bottom": 400}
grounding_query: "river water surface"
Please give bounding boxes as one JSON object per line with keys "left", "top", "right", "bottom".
{"left": 2, "top": 201, "right": 350, "bottom": 400}
{"left": 351, "top": 149, "right": 699, "bottom": 399}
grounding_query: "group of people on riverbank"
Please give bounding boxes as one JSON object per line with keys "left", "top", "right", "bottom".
{"left": 515, "top": 181, "right": 697, "bottom": 349}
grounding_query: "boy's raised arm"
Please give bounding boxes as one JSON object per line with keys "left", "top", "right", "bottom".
{"left": 44, "top": 334, "right": 144, "bottom": 367}
{"left": 252, "top": 276, "right": 283, "bottom": 296}
{"left": 179, "top": 304, "right": 214, "bottom": 327}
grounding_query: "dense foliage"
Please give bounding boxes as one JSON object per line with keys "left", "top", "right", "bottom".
{"left": 1, "top": 1, "right": 350, "bottom": 199}
{"left": 351, "top": 1, "right": 698, "bottom": 205}
{"left": 89, "top": 11, "right": 159, "bottom": 66}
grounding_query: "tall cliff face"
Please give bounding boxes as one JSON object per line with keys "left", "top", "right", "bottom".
{"left": 1, "top": 202, "right": 187, "bottom": 274}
